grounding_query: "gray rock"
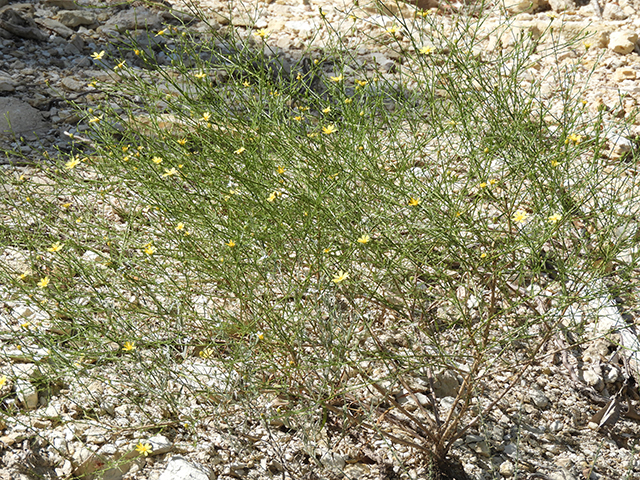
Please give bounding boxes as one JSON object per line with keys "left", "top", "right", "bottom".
{"left": 319, "top": 451, "right": 346, "bottom": 470}
{"left": 0, "top": 74, "right": 15, "bottom": 92}
{"left": 101, "top": 7, "right": 162, "bottom": 33}
{"left": 34, "top": 17, "right": 74, "bottom": 38}
{"left": 528, "top": 388, "right": 550, "bottom": 408}
{"left": 55, "top": 10, "right": 97, "bottom": 27}
{"left": 158, "top": 456, "right": 215, "bottom": 480}
{"left": 45, "top": 0, "right": 79, "bottom": 8}
{"left": 15, "top": 379, "right": 38, "bottom": 409}
{"left": 433, "top": 370, "right": 460, "bottom": 398}
{"left": 148, "top": 434, "right": 173, "bottom": 455}
{"left": 0, "top": 97, "right": 50, "bottom": 139}
{"left": 60, "top": 76, "right": 86, "bottom": 91}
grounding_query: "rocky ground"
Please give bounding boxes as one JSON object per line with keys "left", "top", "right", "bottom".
{"left": 2, "top": 0, "right": 640, "bottom": 479}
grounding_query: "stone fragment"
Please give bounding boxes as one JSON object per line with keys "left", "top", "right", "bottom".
{"left": 433, "top": 370, "right": 460, "bottom": 398}
{"left": 61, "top": 76, "right": 85, "bottom": 91}
{"left": 319, "top": 451, "right": 347, "bottom": 470}
{"left": 603, "top": 3, "right": 628, "bottom": 20}
{"left": 500, "top": 460, "right": 515, "bottom": 477}
{"left": 0, "top": 6, "right": 48, "bottom": 41}
{"left": 45, "top": 0, "right": 79, "bottom": 8}
{"left": 101, "top": 7, "right": 162, "bottom": 33}
{"left": 15, "top": 379, "right": 38, "bottom": 409}
{"left": 0, "top": 74, "right": 15, "bottom": 92}
{"left": 55, "top": 10, "right": 96, "bottom": 28}
{"left": 158, "top": 456, "right": 214, "bottom": 480}
{"left": 147, "top": 435, "right": 173, "bottom": 455}
{"left": 527, "top": 388, "right": 550, "bottom": 408}
{"left": 0, "top": 97, "right": 50, "bottom": 139}
{"left": 548, "top": 0, "right": 574, "bottom": 12}
{"left": 505, "top": 0, "right": 538, "bottom": 14}
{"left": 612, "top": 67, "right": 636, "bottom": 82}
{"left": 607, "top": 133, "right": 633, "bottom": 159}
{"left": 608, "top": 31, "right": 638, "bottom": 54}
{"left": 34, "top": 17, "right": 74, "bottom": 38}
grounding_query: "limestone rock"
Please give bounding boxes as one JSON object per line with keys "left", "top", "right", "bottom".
{"left": 505, "top": 0, "right": 539, "bottom": 14}
{"left": 55, "top": 9, "right": 97, "bottom": 27}
{"left": 548, "top": 0, "right": 575, "bottom": 12}
{"left": 612, "top": 67, "right": 637, "bottom": 82}
{"left": 0, "top": 97, "right": 50, "bottom": 139}
{"left": 608, "top": 30, "right": 638, "bottom": 54}
{"left": 603, "top": 3, "right": 628, "bottom": 20}
{"left": 158, "top": 456, "right": 215, "bottom": 480}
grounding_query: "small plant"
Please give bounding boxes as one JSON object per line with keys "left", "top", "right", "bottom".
{"left": 1, "top": 0, "right": 639, "bottom": 478}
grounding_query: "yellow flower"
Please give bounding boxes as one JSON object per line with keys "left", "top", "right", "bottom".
{"left": 408, "top": 197, "right": 420, "bottom": 206}
{"left": 242, "top": 81, "right": 250, "bottom": 87}
{"left": 37, "top": 276, "right": 50, "bottom": 288}
{"left": 344, "top": 98, "right": 352, "bottom": 104}
{"left": 123, "top": 341, "right": 136, "bottom": 351}
{"left": 548, "top": 213, "right": 562, "bottom": 224}
{"left": 0, "top": 375, "right": 6, "bottom": 389}
{"left": 386, "top": 25, "right": 398, "bottom": 34}
{"left": 47, "top": 242, "right": 63, "bottom": 253}
{"left": 480, "top": 252, "right": 487, "bottom": 258}
{"left": 357, "top": 234, "right": 370, "bottom": 244}
{"left": 134, "top": 49, "right": 141, "bottom": 56}
{"left": 329, "top": 74, "right": 343, "bottom": 82}
{"left": 91, "top": 50, "right": 105, "bottom": 60}
{"left": 478, "top": 182, "right": 487, "bottom": 189}
{"left": 177, "top": 138, "right": 187, "bottom": 145}
{"left": 256, "top": 332, "right": 264, "bottom": 341}
{"left": 355, "top": 79, "right": 368, "bottom": 87}
{"left": 513, "top": 210, "right": 529, "bottom": 224}
{"left": 322, "top": 124, "right": 337, "bottom": 135}
{"left": 550, "top": 160, "right": 559, "bottom": 167}
{"left": 161, "top": 168, "right": 178, "bottom": 177}
{"left": 255, "top": 28, "right": 268, "bottom": 38}
{"left": 419, "top": 46, "right": 434, "bottom": 55}
{"left": 489, "top": 178, "right": 498, "bottom": 185}
{"left": 276, "top": 166, "right": 285, "bottom": 174}
{"left": 151, "top": 156, "right": 163, "bottom": 164}
{"left": 143, "top": 244, "right": 156, "bottom": 255}
{"left": 193, "top": 71, "right": 207, "bottom": 79}
{"left": 234, "top": 147, "right": 246, "bottom": 154}
{"left": 322, "top": 106, "right": 331, "bottom": 113}
{"left": 199, "top": 348, "right": 215, "bottom": 359}
{"left": 114, "top": 60, "right": 126, "bottom": 70}
{"left": 293, "top": 115, "right": 302, "bottom": 121}
{"left": 332, "top": 271, "right": 349, "bottom": 283}
{"left": 65, "top": 157, "right": 81, "bottom": 169}
{"left": 323, "top": 247, "right": 331, "bottom": 254}
{"left": 62, "top": 202, "right": 71, "bottom": 208}
{"left": 175, "top": 222, "right": 185, "bottom": 231}
{"left": 565, "top": 133, "right": 583, "bottom": 145}
{"left": 226, "top": 240, "right": 236, "bottom": 247}
{"left": 583, "top": 40, "right": 592, "bottom": 50}
{"left": 267, "top": 191, "right": 280, "bottom": 202}
{"left": 135, "top": 442, "right": 152, "bottom": 456}
{"left": 201, "top": 112, "right": 211, "bottom": 122}
{"left": 156, "top": 28, "right": 167, "bottom": 36}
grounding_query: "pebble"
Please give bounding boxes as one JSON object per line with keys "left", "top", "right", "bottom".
{"left": 608, "top": 31, "right": 639, "bottom": 54}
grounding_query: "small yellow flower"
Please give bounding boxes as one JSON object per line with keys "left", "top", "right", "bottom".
{"left": 242, "top": 81, "right": 250, "bottom": 87}
{"left": 583, "top": 40, "right": 592, "bottom": 50}
{"left": 123, "top": 341, "right": 136, "bottom": 351}
{"left": 199, "top": 348, "right": 215, "bottom": 359}
{"left": 276, "top": 166, "right": 285, "bottom": 174}
{"left": 37, "top": 276, "right": 50, "bottom": 288}
{"left": 114, "top": 60, "right": 126, "bottom": 70}
{"left": 91, "top": 50, "right": 105, "bottom": 60}
{"left": 344, "top": 98, "right": 352, "bottom": 104}
{"left": 134, "top": 49, "right": 141, "bottom": 56}
{"left": 513, "top": 210, "right": 529, "bottom": 224}
{"left": 355, "top": 79, "right": 368, "bottom": 87}
{"left": 135, "top": 442, "right": 152, "bottom": 456}
{"left": 193, "top": 71, "right": 207, "bottom": 79}
{"left": 267, "top": 191, "right": 280, "bottom": 202}
{"left": 21, "top": 322, "right": 31, "bottom": 329}
{"left": 322, "top": 106, "right": 331, "bottom": 113}
{"left": 156, "top": 28, "right": 167, "bottom": 36}
{"left": 65, "top": 157, "right": 81, "bottom": 169}
{"left": 256, "top": 332, "right": 264, "bottom": 341}
{"left": 177, "top": 138, "right": 187, "bottom": 145}
{"left": 480, "top": 252, "right": 487, "bottom": 258}
{"left": 175, "top": 222, "right": 185, "bottom": 231}
{"left": 548, "top": 213, "right": 562, "bottom": 224}
{"left": 201, "top": 112, "right": 211, "bottom": 122}
{"left": 408, "top": 197, "right": 420, "bottom": 206}
{"left": 322, "top": 124, "right": 337, "bottom": 135}
{"left": 386, "top": 25, "right": 399, "bottom": 35}
{"left": 357, "top": 234, "right": 370, "bottom": 244}
{"left": 323, "top": 247, "right": 331, "bottom": 254}
{"left": 151, "top": 156, "right": 163, "bottom": 164}
{"left": 489, "top": 178, "right": 498, "bottom": 185}
{"left": 62, "top": 202, "right": 72, "bottom": 208}
{"left": 565, "top": 133, "right": 583, "bottom": 145}
{"left": 143, "top": 244, "right": 156, "bottom": 255}
{"left": 47, "top": 242, "right": 63, "bottom": 253}
{"left": 332, "top": 271, "right": 349, "bottom": 284}
{"left": 550, "top": 160, "right": 560, "bottom": 167}
{"left": 255, "top": 28, "right": 268, "bottom": 38}
{"left": 161, "top": 168, "right": 178, "bottom": 177}
{"left": 0, "top": 375, "right": 6, "bottom": 389}
{"left": 88, "top": 115, "right": 101, "bottom": 124}
{"left": 478, "top": 182, "right": 487, "bottom": 189}
{"left": 226, "top": 240, "right": 236, "bottom": 247}
{"left": 234, "top": 147, "right": 246, "bottom": 154}
{"left": 329, "top": 74, "right": 343, "bottom": 82}
{"left": 419, "top": 46, "right": 434, "bottom": 55}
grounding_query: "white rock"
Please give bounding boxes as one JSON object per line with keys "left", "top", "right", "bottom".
{"left": 612, "top": 67, "right": 636, "bottom": 82}
{"left": 319, "top": 451, "right": 346, "bottom": 470}
{"left": 583, "top": 367, "right": 603, "bottom": 389}
{"left": 607, "top": 133, "right": 633, "bottom": 159}
{"left": 603, "top": 3, "right": 628, "bottom": 20}
{"left": 504, "top": 0, "right": 538, "bottom": 13}
{"left": 15, "top": 379, "right": 38, "bottom": 409}
{"left": 500, "top": 459, "right": 515, "bottom": 477}
{"left": 158, "top": 455, "right": 214, "bottom": 480}
{"left": 528, "top": 388, "right": 550, "bottom": 408}
{"left": 608, "top": 31, "right": 639, "bottom": 54}
{"left": 147, "top": 435, "right": 173, "bottom": 455}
